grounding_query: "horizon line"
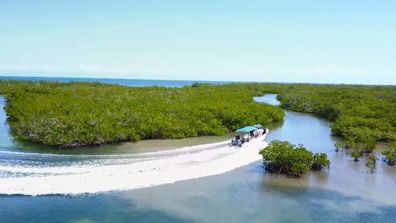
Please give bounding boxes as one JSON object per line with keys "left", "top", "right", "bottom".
{"left": 0, "top": 74, "right": 395, "bottom": 87}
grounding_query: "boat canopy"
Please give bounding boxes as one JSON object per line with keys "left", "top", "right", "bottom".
{"left": 235, "top": 126, "right": 257, "bottom": 133}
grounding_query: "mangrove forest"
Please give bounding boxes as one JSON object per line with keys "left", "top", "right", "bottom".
{"left": 0, "top": 81, "right": 284, "bottom": 147}
{"left": 0, "top": 80, "right": 395, "bottom": 149}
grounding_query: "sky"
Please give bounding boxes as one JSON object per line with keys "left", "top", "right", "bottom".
{"left": 0, "top": 0, "right": 395, "bottom": 84}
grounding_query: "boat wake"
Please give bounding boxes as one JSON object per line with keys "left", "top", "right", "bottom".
{"left": 0, "top": 134, "right": 268, "bottom": 196}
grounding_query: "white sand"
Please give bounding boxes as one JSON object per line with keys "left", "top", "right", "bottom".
{"left": 0, "top": 132, "right": 268, "bottom": 196}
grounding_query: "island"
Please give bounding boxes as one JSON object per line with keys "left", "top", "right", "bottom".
{"left": 260, "top": 140, "right": 330, "bottom": 177}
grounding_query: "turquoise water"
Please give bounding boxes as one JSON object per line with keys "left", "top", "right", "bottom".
{"left": 0, "top": 81, "right": 395, "bottom": 222}
{"left": 1, "top": 167, "right": 396, "bottom": 223}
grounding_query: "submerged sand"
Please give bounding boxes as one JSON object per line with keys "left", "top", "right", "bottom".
{"left": 0, "top": 133, "right": 269, "bottom": 196}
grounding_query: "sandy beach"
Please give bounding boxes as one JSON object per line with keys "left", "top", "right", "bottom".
{"left": 0, "top": 132, "right": 269, "bottom": 196}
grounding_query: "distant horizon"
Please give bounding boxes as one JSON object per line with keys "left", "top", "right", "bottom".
{"left": 1, "top": 74, "right": 395, "bottom": 86}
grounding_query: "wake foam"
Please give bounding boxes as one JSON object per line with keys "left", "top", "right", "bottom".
{"left": 0, "top": 133, "right": 268, "bottom": 196}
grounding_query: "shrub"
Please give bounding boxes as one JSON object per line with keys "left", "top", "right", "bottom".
{"left": 382, "top": 143, "right": 396, "bottom": 166}
{"left": 312, "top": 153, "right": 331, "bottom": 170}
{"left": 366, "top": 154, "right": 378, "bottom": 173}
{"left": 259, "top": 140, "right": 330, "bottom": 177}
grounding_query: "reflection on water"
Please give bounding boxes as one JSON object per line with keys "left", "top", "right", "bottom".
{"left": 254, "top": 94, "right": 281, "bottom": 106}
{"left": 0, "top": 94, "right": 396, "bottom": 222}
{"left": 0, "top": 97, "right": 13, "bottom": 147}
{"left": 9, "top": 135, "right": 233, "bottom": 155}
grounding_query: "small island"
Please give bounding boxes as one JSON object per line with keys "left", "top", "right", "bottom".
{"left": 259, "top": 140, "right": 330, "bottom": 177}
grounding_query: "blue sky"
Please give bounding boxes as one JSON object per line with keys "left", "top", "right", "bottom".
{"left": 0, "top": 0, "right": 395, "bottom": 84}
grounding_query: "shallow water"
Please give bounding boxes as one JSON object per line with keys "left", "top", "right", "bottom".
{"left": 0, "top": 95, "right": 267, "bottom": 195}
{"left": 6, "top": 135, "right": 234, "bottom": 155}
{"left": 0, "top": 93, "right": 396, "bottom": 222}
{"left": 0, "top": 97, "right": 13, "bottom": 147}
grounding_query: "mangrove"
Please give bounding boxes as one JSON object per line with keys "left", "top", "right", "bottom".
{"left": 382, "top": 143, "right": 396, "bottom": 166}
{"left": 259, "top": 140, "right": 330, "bottom": 177}
{"left": 1, "top": 80, "right": 395, "bottom": 149}
{"left": 0, "top": 81, "right": 284, "bottom": 147}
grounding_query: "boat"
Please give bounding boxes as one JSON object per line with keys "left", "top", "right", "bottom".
{"left": 231, "top": 124, "right": 267, "bottom": 147}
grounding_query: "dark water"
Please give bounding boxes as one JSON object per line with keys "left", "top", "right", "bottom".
{"left": 0, "top": 84, "right": 396, "bottom": 222}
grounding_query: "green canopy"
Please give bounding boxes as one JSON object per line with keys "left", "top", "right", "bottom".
{"left": 236, "top": 126, "right": 257, "bottom": 133}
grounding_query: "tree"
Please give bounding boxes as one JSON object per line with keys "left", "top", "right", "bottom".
{"left": 360, "top": 135, "right": 376, "bottom": 154}
{"left": 345, "top": 139, "right": 363, "bottom": 162}
{"left": 382, "top": 143, "right": 396, "bottom": 166}
{"left": 366, "top": 154, "right": 377, "bottom": 173}
{"left": 351, "top": 148, "right": 363, "bottom": 162}
{"left": 259, "top": 140, "right": 330, "bottom": 177}
{"left": 312, "top": 153, "right": 331, "bottom": 170}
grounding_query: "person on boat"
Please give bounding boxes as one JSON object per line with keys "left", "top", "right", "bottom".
{"left": 256, "top": 128, "right": 264, "bottom": 136}
{"left": 231, "top": 135, "right": 243, "bottom": 147}
{"left": 250, "top": 130, "right": 255, "bottom": 138}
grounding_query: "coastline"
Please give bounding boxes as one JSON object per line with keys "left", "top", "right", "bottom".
{"left": 0, "top": 132, "right": 269, "bottom": 196}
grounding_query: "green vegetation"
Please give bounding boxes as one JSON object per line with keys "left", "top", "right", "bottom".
{"left": 259, "top": 140, "right": 330, "bottom": 177}
{"left": 0, "top": 81, "right": 284, "bottom": 147}
{"left": 350, "top": 146, "right": 363, "bottom": 162}
{"left": 277, "top": 85, "right": 396, "bottom": 143}
{"left": 382, "top": 143, "right": 396, "bottom": 166}
{"left": 312, "top": 153, "right": 331, "bottom": 171}
{"left": 1, "top": 80, "right": 395, "bottom": 150}
{"left": 277, "top": 84, "right": 396, "bottom": 163}
{"left": 366, "top": 154, "right": 377, "bottom": 173}
{"left": 344, "top": 139, "right": 365, "bottom": 162}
